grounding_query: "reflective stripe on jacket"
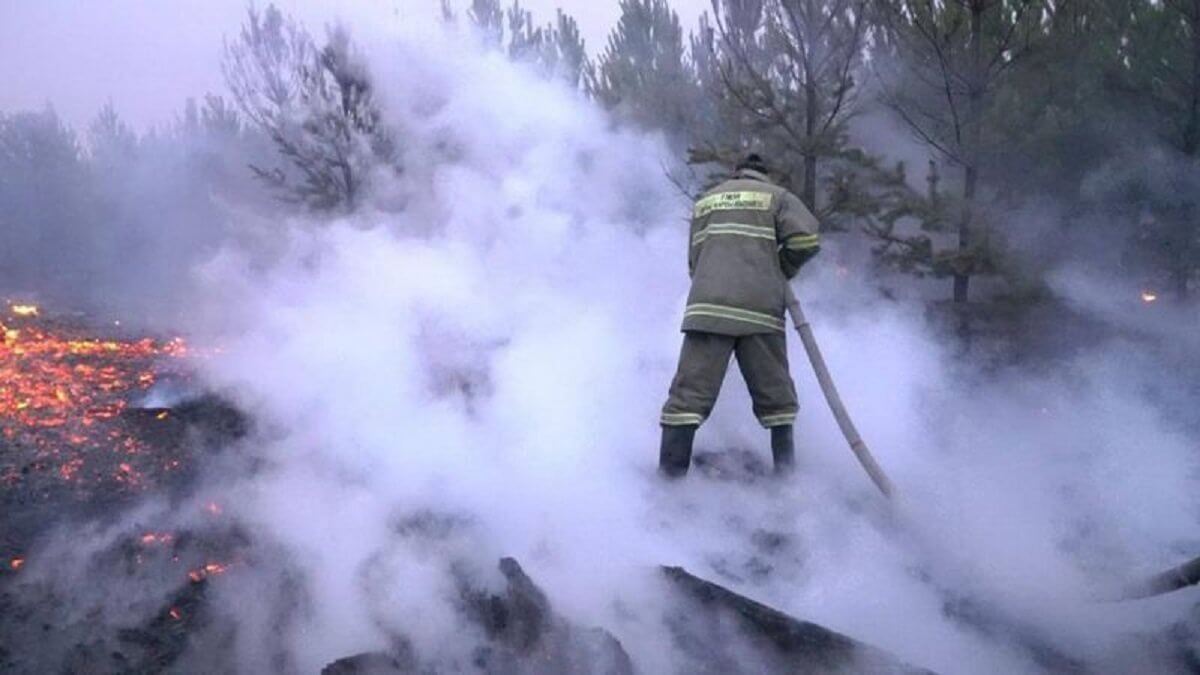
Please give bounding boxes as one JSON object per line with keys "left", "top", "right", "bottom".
{"left": 683, "top": 169, "right": 820, "bottom": 336}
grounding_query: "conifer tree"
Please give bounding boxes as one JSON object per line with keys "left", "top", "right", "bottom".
{"left": 874, "top": 0, "right": 1055, "bottom": 303}
{"left": 222, "top": 4, "right": 396, "bottom": 212}
{"left": 589, "top": 0, "right": 700, "bottom": 146}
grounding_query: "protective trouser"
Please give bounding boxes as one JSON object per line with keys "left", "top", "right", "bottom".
{"left": 660, "top": 331, "right": 798, "bottom": 429}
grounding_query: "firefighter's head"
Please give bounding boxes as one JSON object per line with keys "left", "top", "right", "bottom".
{"left": 735, "top": 152, "right": 770, "bottom": 176}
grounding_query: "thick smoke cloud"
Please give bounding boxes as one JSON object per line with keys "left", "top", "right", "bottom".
{"left": 170, "top": 16, "right": 1200, "bottom": 674}
{"left": 5, "top": 6, "right": 1198, "bottom": 675}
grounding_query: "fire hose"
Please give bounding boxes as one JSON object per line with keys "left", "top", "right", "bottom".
{"left": 783, "top": 285, "right": 894, "bottom": 498}
{"left": 783, "top": 284, "right": 1198, "bottom": 599}
{"left": 1120, "top": 554, "right": 1200, "bottom": 599}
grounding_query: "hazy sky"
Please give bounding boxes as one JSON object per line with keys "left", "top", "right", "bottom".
{"left": 0, "top": 0, "right": 709, "bottom": 132}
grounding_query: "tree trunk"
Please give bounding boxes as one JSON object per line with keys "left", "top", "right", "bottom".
{"left": 956, "top": 0, "right": 986, "bottom": 305}
{"left": 927, "top": 159, "right": 940, "bottom": 203}
{"left": 1181, "top": 0, "right": 1200, "bottom": 300}
{"left": 956, "top": 164, "right": 977, "bottom": 303}
{"left": 1184, "top": 0, "right": 1200, "bottom": 156}
{"left": 803, "top": 64, "right": 819, "bottom": 210}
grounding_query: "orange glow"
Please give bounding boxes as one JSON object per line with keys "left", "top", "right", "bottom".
{"left": 140, "top": 532, "right": 175, "bottom": 546}
{"left": 59, "top": 458, "right": 84, "bottom": 480}
{"left": 0, "top": 308, "right": 190, "bottom": 493}
{"left": 1141, "top": 290, "right": 1158, "bottom": 303}
{"left": 9, "top": 557, "right": 24, "bottom": 571}
{"left": 187, "top": 561, "right": 231, "bottom": 582}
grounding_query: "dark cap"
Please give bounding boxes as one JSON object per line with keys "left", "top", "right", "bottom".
{"left": 735, "top": 152, "right": 769, "bottom": 175}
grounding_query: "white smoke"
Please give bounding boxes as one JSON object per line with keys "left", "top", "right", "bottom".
{"left": 158, "top": 13, "right": 1200, "bottom": 675}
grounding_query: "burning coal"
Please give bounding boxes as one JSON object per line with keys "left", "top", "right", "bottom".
{"left": 0, "top": 305, "right": 189, "bottom": 495}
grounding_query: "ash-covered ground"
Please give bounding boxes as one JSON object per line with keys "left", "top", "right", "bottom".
{"left": 1, "top": 302, "right": 1198, "bottom": 675}
{"left": 0, "top": 306, "right": 934, "bottom": 675}
{"left": 0, "top": 307, "right": 250, "bottom": 672}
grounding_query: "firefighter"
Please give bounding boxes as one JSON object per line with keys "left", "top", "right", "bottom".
{"left": 659, "top": 153, "right": 821, "bottom": 477}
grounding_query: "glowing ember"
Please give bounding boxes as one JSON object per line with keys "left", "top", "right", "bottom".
{"left": 140, "top": 532, "right": 175, "bottom": 546}
{"left": 187, "top": 561, "right": 231, "bottom": 583}
{"left": 0, "top": 309, "right": 190, "bottom": 495}
{"left": 1141, "top": 290, "right": 1158, "bottom": 303}
{"left": 58, "top": 458, "right": 84, "bottom": 480}
{"left": 168, "top": 607, "right": 182, "bottom": 621}
{"left": 9, "top": 557, "right": 24, "bottom": 571}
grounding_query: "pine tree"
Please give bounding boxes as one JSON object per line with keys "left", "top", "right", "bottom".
{"left": 875, "top": 0, "right": 1055, "bottom": 304}
{"left": 1119, "top": 0, "right": 1200, "bottom": 299}
{"left": 457, "top": 1, "right": 589, "bottom": 89}
{"left": 88, "top": 103, "right": 140, "bottom": 171}
{"left": 222, "top": 4, "right": 396, "bottom": 212}
{"left": 0, "top": 108, "right": 92, "bottom": 292}
{"left": 589, "top": 0, "right": 699, "bottom": 146}
{"left": 705, "top": 0, "right": 870, "bottom": 211}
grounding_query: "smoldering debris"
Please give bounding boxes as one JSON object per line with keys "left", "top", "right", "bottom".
{"left": 320, "top": 554, "right": 944, "bottom": 675}
{"left": 324, "top": 556, "right": 635, "bottom": 675}
{"left": 661, "top": 565, "right": 933, "bottom": 674}
{"left": 0, "top": 305, "right": 251, "bottom": 673}
{"left": 0, "top": 517, "right": 251, "bottom": 674}
{"left": 0, "top": 305, "right": 958, "bottom": 675}
{"left": 0, "top": 307, "right": 246, "bottom": 563}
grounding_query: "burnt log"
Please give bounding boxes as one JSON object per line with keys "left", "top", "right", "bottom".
{"left": 321, "top": 650, "right": 416, "bottom": 675}
{"left": 463, "top": 557, "right": 634, "bottom": 675}
{"left": 325, "top": 556, "right": 634, "bottom": 675}
{"left": 662, "top": 565, "right": 934, "bottom": 674}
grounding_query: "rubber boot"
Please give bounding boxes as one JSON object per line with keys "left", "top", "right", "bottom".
{"left": 771, "top": 425, "right": 795, "bottom": 476}
{"left": 659, "top": 425, "right": 697, "bottom": 478}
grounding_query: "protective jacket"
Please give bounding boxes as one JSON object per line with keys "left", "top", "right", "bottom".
{"left": 683, "top": 169, "right": 820, "bottom": 335}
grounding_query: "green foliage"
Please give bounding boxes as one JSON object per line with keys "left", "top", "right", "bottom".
{"left": 10, "top": 0, "right": 1194, "bottom": 312}
{"left": 1117, "top": 0, "right": 1200, "bottom": 298}
{"left": 588, "top": 0, "right": 699, "bottom": 145}
{"left": 989, "top": 0, "right": 1200, "bottom": 300}
{"left": 242, "top": 0, "right": 1199, "bottom": 302}
{"left": 89, "top": 104, "right": 139, "bottom": 168}
{"left": 456, "top": 0, "right": 590, "bottom": 88}
{"left": 0, "top": 100, "right": 269, "bottom": 317}
{"left": 0, "top": 108, "right": 91, "bottom": 291}
{"left": 222, "top": 4, "right": 396, "bottom": 212}
{"left": 708, "top": 0, "right": 870, "bottom": 205}
{"left": 1123, "top": 0, "right": 1200, "bottom": 155}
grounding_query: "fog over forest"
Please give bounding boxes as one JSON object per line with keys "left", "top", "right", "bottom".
{"left": 0, "top": 1, "right": 1197, "bottom": 674}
